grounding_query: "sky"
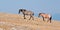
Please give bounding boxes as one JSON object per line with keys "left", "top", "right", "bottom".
{"left": 0, "top": 0, "right": 60, "bottom": 20}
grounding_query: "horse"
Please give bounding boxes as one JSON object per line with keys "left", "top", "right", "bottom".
{"left": 18, "top": 9, "right": 34, "bottom": 20}
{"left": 38, "top": 13, "right": 52, "bottom": 23}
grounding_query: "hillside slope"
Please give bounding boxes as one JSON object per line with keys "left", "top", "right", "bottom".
{"left": 0, "top": 13, "right": 60, "bottom": 30}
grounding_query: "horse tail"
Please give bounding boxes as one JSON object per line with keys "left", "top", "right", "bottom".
{"left": 30, "top": 12, "right": 34, "bottom": 17}
{"left": 32, "top": 13, "right": 34, "bottom": 16}
{"left": 50, "top": 16, "right": 52, "bottom": 23}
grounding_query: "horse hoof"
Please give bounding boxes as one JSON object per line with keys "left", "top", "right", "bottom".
{"left": 24, "top": 18, "right": 26, "bottom": 19}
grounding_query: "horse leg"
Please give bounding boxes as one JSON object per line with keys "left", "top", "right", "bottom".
{"left": 32, "top": 13, "right": 34, "bottom": 20}
{"left": 47, "top": 17, "right": 52, "bottom": 23}
{"left": 47, "top": 18, "right": 49, "bottom": 23}
{"left": 24, "top": 14, "right": 26, "bottom": 19}
{"left": 29, "top": 15, "right": 32, "bottom": 20}
{"left": 32, "top": 16, "right": 34, "bottom": 20}
{"left": 49, "top": 17, "right": 52, "bottom": 23}
{"left": 43, "top": 17, "right": 45, "bottom": 21}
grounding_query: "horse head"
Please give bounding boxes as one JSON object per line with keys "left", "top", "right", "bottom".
{"left": 18, "top": 9, "right": 26, "bottom": 14}
{"left": 38, "top": 13, "right": 42, "bottom": 17}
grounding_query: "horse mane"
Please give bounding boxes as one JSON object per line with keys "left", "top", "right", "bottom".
{"left": 39, "top": 13, "right": 45, "bottom": 15}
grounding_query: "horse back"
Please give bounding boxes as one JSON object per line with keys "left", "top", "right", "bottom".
{"left": 24, "top": 10, "right": 34, "bottom": 15}
{"left": 42, "top": 14, "right": 51, "bottom": 18}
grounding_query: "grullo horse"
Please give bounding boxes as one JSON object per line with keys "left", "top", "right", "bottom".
{"left": 18, "top": 9, "right": 34, "bottom": 20}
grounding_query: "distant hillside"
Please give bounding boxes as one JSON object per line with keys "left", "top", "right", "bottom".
{"left": 0, "top": 13, "right": 60, "bottom": 30}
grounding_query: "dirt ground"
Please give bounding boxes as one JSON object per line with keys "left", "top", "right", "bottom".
{"left": 0, "top": 13, "right": 60, "bottom": 30}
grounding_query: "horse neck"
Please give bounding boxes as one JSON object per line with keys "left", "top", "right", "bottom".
{"left": 22, "top": 11, "right": 27, "bottom": 14}
{"left": 40, "top": 14, "right": 44, "bottom": 16}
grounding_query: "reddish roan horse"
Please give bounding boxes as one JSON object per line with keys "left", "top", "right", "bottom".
{"left": 38, "top": 13, "right": 52, "bottom": 23}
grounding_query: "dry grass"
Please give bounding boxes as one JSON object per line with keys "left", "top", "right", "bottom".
{"left": 0, "top": 13, "right": 60, "bottom": 30}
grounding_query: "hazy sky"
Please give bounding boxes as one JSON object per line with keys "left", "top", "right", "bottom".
{"left": 0, "top": 0, "right": 60, "bottom": 20}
